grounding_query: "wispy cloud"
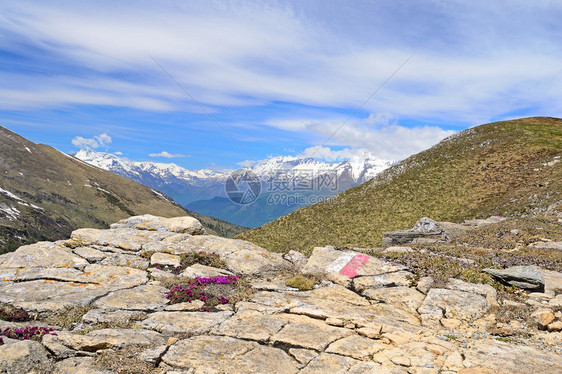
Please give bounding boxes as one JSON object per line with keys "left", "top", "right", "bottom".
{"left": 71, "top": 133, "right": 112, "bottom": 149}
{"left": 1, "top": 1, "right": 560, "bottom": 121}
{"left": 148, "top": 151, "right": 187, "bottom": 158}
{"left": 1, "top": 1, "right": 561, "bottom": 168}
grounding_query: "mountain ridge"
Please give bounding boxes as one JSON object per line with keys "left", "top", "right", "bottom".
{"left": 238, "top": 117, "right": 562, "bottom": 253}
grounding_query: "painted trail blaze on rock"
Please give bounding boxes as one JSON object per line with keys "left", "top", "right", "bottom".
{"left": 325, "top": 253, "right": 370, "bottom": 278}
{"left": 339, "top": 254, "right": 370, "bottom": 277}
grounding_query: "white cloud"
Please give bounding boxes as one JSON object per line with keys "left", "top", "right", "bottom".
{"left": 301, "top": 146, "right": 378, "bottom": 162}
{"left": 71, "top": 133, "right": 112, "bottom": 149}
{"left": 114, "top": 151, "right": 123, "bottom": 155}
{"left": 0, "top": 0, "right": 560, "bottom": 124}
{"left": 280, "top": 113, "right": 455, "bottom": 160}
{"left": 148, "top": 151, "right": 186, "bottom": 158}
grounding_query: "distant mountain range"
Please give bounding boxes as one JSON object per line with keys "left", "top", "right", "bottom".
{"left": 75, "top": 149, "right": 395, "bottom": 227}
{"left": 0, "top": 127, "right": 249, "bottom": 253}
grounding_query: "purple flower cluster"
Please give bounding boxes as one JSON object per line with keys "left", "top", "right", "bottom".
{"left": 0, "top": 303, "right": 29, "bottom": 322}
{"left": 166, "top": 275, "right": 241, "bottom": 311}
{"left": 0, "top": 326, "right": 57, "bottom": 344}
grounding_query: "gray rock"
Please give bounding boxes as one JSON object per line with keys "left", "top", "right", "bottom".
{"left": 483, "top": 266, "right": 545, "bottom": 291}
{"left": 0, "top": 340, "right": 52, "bottom": 374}
{"left": 110, "top": 214, "right": 206, "bottom": 235}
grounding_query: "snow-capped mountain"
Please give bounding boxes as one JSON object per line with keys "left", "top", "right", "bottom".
{"left": 76, "top": 149, "right": 392, "bottom": 188}
{"left": 75, "top": 149, "right": 395, "bottom": 226}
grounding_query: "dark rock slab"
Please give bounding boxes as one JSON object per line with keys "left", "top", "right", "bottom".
{"left": 483, "top": 266, "right": 545, "bottom": 291}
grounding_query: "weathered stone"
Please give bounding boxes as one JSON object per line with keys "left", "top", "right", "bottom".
{"left": 326, "top": 334, "right": 386, "bottom": 360}
{"left": 283, "top": 250, "right": 308, "bottom": 268}
{"left": 383, "top": 246, "right": 414, "bottom": 254}
{"left": 110, "top": 214, "right": 205, "bottom": 234}
{"left": 354, "top": 271, "right": 413, "bottom": 291}
{"left": 363, "top": 286, "right": 425, "bottom": 315}
{"left": 0, "top": 264, "right": 147, "bottom": 313}
{"left": 147, "top": 268, "right": 176, "bottom": 281}
{"left": 85, "top": 328, "right": 165, "bottom": 348}
{"left": 71, "top": 228, "right": 174, "bottom": 251}
{"left": 98, "top": 252, "right": 148, "bottom": 269}
{"left": 162, "top": 335, "right": 298, "bottom": 373}
{"left": 156, "top": 235, "right": 288, "bottom": 275}
{"left": 417, "top": 276, "right": 434, "bottom": 294}
{"left": 533, "top": 309, "right": 555, "bottom": 330}
{"left": 290, "top": 292, "right": 421, "bottom": 328}
{"left": 357, "top": 325, "right": 383, "bottom": 339}
{"left": 53, "top": 329, "right": 164, "bottom": 351}
{"left": 419, "top": 288, "right": 490, "bottom": 321}
{"left": 212, "top": 310, "right": 287, "bottom": 342}
{"left": 150, "top": 252, "right": 181, "bottom": 267}
{"left": 271, "top": 314, "right": 352, "bottom": 351}
{"left": 462, "top": 340, "right": 562, "bottom": 373}
{"left": 81, "top": 309, "right": 146, "bottom": 325}
{"left": 289, "top": 348, "right": 318, "bottom": 367}
{"left": 164, "top": 300, "right": 205, "bottom": 311}
{"left": 547, "top": 320, "right": 562, "bottom": 332}
{"left": 139, "top": 345, "right": 167, "bottom": 365}
{"left": 72, "top": 246, "right": 107, "bottom": 262}
{"left": 180, "top": 263, "right": 233, "bottom": 278}
{"left": 529, "top": 241, "right": 562, "bottom": 250}
{"left": 0, "top": 241, "right": 89, "bottom": 269}
{"left": 139, "top": 311, "right": 232, "bottom": 334}
{"left": 483, "top": 266, "right": 545, "bottom": 291}
{"left": 539, "top": 268, "right": 562, "bottom": 296}
{"left": 309, "top": 284, "right": 371, "bottom": 306}
{"left": 0, "top": 340, "right": 52, "bottom": 374}
{"left": 441, "top": 318, "right": 462, "bottom": 330}
{"left": 53, "top": 357, "right": 112, "bottom": 374}
{"left": 442, "top": 351, "right": 465, "bottom": 371}
{"left": 93, "top": 284, "right": 169, "bottom": 311}
{"left": 300, "top": 353, "right": 362, "bottom": 373}
{"left": 445, "top": 278, "right": 498, "bottom": 309}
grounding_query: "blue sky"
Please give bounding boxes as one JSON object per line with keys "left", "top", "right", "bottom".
{"left": 1, "top": 0, "right": 561, "bottom": 170}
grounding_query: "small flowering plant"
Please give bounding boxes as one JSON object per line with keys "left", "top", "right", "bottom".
{"left": 0, "top": 302, "right": 29, "bottom": 322}
{"left": 0, "top": 326, "right": 57, "bottom": 345}
{"left": 166, "top": 275, "right": 243, "bottom": 311}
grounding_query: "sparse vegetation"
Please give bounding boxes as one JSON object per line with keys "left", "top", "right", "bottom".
{"left": 94, "top": 344, "right": 155, "bottom": 374}
{"left": 42, "top": 305, "right": 92, "bottom": 330}
{"left": 179, "top": 251, "right": 226, "bottom": 269}
{"left": 285, "top": 274, "right": 319, "bottom": 290}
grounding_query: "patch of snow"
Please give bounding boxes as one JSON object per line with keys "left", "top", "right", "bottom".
{"left": 151, "top": 189, "right": 172, "bottom": 203}
{"left": 0, "top": 187, "right": 27, "bottom": 203}
{"left": 24, "top": 146, "right": 31, "bottom": 153}
{"left": 0, "top": 204, "right": 20, "bottom": 220}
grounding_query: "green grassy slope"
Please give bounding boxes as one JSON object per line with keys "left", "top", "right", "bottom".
{"left": 238, "top": 117, "right": 562, "bottom": 253}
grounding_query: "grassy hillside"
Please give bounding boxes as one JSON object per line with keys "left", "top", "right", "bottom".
{"left": 0, "top": 126, "right": 187, "bottom": 252}
{"left": 238, "top": 117, "right": 562, "bottom": 253}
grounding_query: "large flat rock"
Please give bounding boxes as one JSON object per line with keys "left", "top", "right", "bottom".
{"left": 0, "top": 340, "right": 52, "bottom": 374}
{"left": 162, "top": 335, "right": 298, "bottom": 373}
{"left": 139, "top": 311, "right": 233, "bottom": 334}
{"left": 110, "top": 214, "right": 205, "bottom": 234}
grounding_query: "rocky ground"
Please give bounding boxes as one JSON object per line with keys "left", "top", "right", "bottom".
{"left": 0, "top": 214, "right": 561, "bottom": 373}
